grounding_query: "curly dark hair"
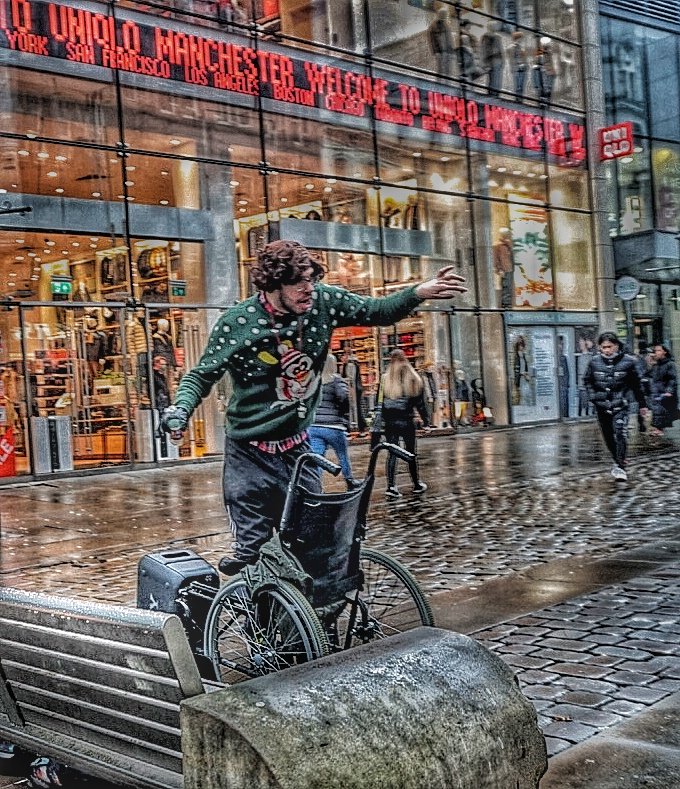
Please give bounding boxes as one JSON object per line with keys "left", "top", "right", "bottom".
{"left": 251, "top": 240, "right": 325, "bottom": 291}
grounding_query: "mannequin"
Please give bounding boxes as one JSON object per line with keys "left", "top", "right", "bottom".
{"left": 428, "top": 8, "right": 454, "bottom": 77}
{"left": 420, "top": 361, "right": 439, "bottom": 427}
{"left": 84, "top": 316, "right": 106, "bottom": 381}
{"left": 454, "top": 368, "right": 470, "bottom": 424}
{"left": 480, "top": 21, "right": 505, "bottom": 96}
{"left": 493, "top": 227, "right": 514, "bottom": 308}
{"left": 341, "top": 349, "right": 367, "bottom": 433}
{"left": 509, "top": 30, "right": 528, "bottom": 97}
{"left": 152, "top": 317, "right": 177, "bottom": 399}
{"left": 126, "top": 313, "right": 149, "bottom": 398}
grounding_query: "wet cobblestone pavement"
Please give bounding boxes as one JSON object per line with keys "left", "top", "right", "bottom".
{"left": 1, "top": 420, "right": 679, "bottom": 787}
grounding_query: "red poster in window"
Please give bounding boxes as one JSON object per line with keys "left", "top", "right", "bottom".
{"left": 0, "top": 427, "right": 16, "bottom": 477}
{"left": 262, "top": 0, "right": 279, "bottom": 16}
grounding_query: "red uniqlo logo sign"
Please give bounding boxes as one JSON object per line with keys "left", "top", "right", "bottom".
{"left": 599, "top": 122, "right": 634, "bottom": 161}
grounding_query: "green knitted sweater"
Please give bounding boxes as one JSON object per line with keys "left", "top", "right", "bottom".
{"left": 173, "top": 283, "right": 422, "bottom": 441}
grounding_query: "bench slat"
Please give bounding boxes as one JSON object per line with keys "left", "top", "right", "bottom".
{"left": 0, "top": 639, "right": 185, "bottom": 703}
{"left": 5, "top": 663, "right": 183, "bottom": 728}
{"left": 13, "top": 684, "right": 183, "bottom": 752}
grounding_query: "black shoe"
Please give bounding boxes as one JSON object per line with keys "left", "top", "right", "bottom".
{"left": 413, "top": 482, "right": 428, "bottom": 494}
{"left": 346, "top": 478, "right": 362, "bottom": 490}
{"left": 218, "top": 557, "right": 249, "bottom": 576}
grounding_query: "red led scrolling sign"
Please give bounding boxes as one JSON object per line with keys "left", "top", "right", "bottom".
{"left": 599, "top": 122, "right": 634, "bottom": 161}
{"left": 0, "top": 0, "right": 586, "bottom": 164}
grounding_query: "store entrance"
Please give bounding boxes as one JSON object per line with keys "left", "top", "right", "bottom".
{"left": 506, "top": 325, "right": 594, "bottom": 424}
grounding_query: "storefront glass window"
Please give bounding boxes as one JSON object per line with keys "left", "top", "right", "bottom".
{"left": 616, "top": 143, "right": 653, "bottom": 236}
{"left": 0, "top": 138, "right": 124, "bottom": 209}
{"left": 551, "top": 210, "right": 595, "bottom": 311}
{"left": 262, "top": 94, "right": 375, "bottom": 180}
{"left": 2, "top": 68, "right": 120, "bottom": 146}
{"left": 645, "top": 28, "right": 680, "bottom": 142}
{"left": 536, "top": 0, "right": 580, "bottom": 44}
{"left": 548, "top": 163, "right": 588, "bottom": 209}
{"left": 652, "top": 143, "right": 680, "bottom": 233}
{"left": 605, "top": 19, "right": 647, "bottom": 136}
{"left": 0, "top": 305, "right": 27, "bottom": 478}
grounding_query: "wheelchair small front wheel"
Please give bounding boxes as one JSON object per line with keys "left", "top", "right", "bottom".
{"left": 204, "top": 577, "right": 329, "bottom": 684}
{"left": 332, "top": 547, "right": 434, "bottom": 650}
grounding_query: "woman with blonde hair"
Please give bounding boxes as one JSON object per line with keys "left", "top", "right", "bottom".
{"left": 380, "top": 349, "right": 430, "bottom": 498}
{"left": 307, "top": 354, "right": 360, "bottom": 489}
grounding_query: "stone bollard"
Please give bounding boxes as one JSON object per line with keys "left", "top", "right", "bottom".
{"left": 181, "top": 627, "right": 547, "bottom": 789}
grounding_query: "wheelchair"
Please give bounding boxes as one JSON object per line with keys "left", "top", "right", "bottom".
{"left": 138, "top": 442, "right": 434, "bottom": 684}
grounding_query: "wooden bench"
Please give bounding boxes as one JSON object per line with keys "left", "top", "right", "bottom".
{"left": 0, "top": 586, "right": 212, "bottom": 789}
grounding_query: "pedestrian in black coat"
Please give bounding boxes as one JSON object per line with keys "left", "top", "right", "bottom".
{"left": 649, "top": 344, "right": 678, "bottom": 436}
{"left": 583, "top": 332, "right": 648, "bottom": 481}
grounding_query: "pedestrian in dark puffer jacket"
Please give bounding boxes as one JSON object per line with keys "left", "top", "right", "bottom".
{"left": 583, "top": 332, "right": 648, "bottom": 481}
{"left": 380, "top": 349, "right": 430, "bottom": 498}
{"left": 307, "top": 354, "right": 360, "bottom": 490}
{"left": 649, "top": 344, "right": 678, "bottom": 436}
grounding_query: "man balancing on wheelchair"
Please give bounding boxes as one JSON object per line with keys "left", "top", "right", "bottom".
{"left": 161, "top": 240, "right": 467, "bottom": 575}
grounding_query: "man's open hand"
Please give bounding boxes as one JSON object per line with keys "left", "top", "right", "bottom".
{"left": 415, "top": 267, "right": 467, "bottom": 300}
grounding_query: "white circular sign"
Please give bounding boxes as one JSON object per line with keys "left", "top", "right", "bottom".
{"left": 615, "top": 276, "right": 641, "bottom": 302}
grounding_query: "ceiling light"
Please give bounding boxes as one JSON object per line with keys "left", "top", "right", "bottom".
{"left": 169, "top": 139, "right": 182, "bottom": 146}
{"left": 324, "top": 186, "right": 333, "bottom": 193}
{"left": 37, "top": 151, "right": 49, "bottom": 159}
{"left": 160, "top": 170, "right": 169, "bottom": 176}
{"left": 26, "top": 131, "right": 37, "bottom": 138}
{"left": 0, "top": 189, "right": 6, "bottom": 195}
{"left": 280, "top": 197, "right": 288, "bottom": 203}
{"left": 15, "top": 239, "right": 24, "bottom": 244}
{"left": 126, "top": 165, "right": 136, "bottom": 171}
{"left": 89, "top": 243, "right": 97, "bottom": 248}
{"left": 8, "top": 272, "right": 16, "bottom": 278}
{"left": 512, "top": 170, "right": 522, "bottom": 176}
{"left": 326, "top": 178, "right": 336, "bottom": 184}
{"left": 620, "top": 156, "right": 633, "bottom": 164}
{"left": 159, "top": 199, "right": 169, "bottom": 205}
{"left": 229, "top": 180, "right": 240, "bottom": 187}
{"left": 238, "top": 199, "right": 248, "bottom": 205}
{"left": 30, "top": 275, "right": 39, "bottom": 281}
{"left": 27, "top": 252, "right": 36, "bottom": 257}
{"left": 92, "top": 191, "right": 101, "bottom": 198}
{"left": 497, "top": 166, "right": 507, "bottom": 173}
{"left": 305, "top": 183, "right": 314, "bottom": 190}
{"left": 46, "top": 240, "right": 56, "bottom": 246}
{"left": 33, "top": 266, "right": 41, "bottom": 272}
{"left": 239, "top": 207, "right": 247, "bottom": 213}
{"left": 55, "top": 187, "right": 64, "bottom": 193}
{"left": 55, "top": 155, "right": 67, "bottom": 162}
{"left": 527, "top": 172, "right": 536, "bottom": 178}
{"left": 412, "top": 151, "right": 422, "bottom": 158}
{"left": 61, "top": 250, "right": 68, "bottom": 255}
{"left": 15, "top": 256, "right": 24, "bottom": 261}
{"left": 43, "top": 249, "right": 50, "bottom": 254}
{"left": 440, "top": 156, "right": 450, "bottom": 162}
{"left": 18, "top": 149, "right": 29, "bottom": 157}
{"left": 488, "top": 179, "right": 499, "bottom": 187}
{"left": 117, "top": 194, "right": 125, "bottom": 199}
{"left": 125, "top": 196, "right": 135, "bottom": 201}
{"left": 124, "top": 180, "right": 135, "bottom": 187}
{"left": 46, "top": 171, "right": 57, "bottom": 177}
{"left": 34, "top": 257, "right": 41, "bottom": 262}
{"left": 71, "top": 242, "right": 80, "bottom": 247}
{"left": 539, "top": 174, "right": 548, "bottom": 179}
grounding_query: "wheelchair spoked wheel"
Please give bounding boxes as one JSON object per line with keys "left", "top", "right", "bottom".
{"left": 204, "top": 577, "right": 329, "bottom": 684}
{"left": 327, "top": 547, "right": 434, "bottom": 650}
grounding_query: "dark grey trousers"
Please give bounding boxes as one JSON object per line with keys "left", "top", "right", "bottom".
{"left": 222, "top": 437, "right": 321, "bottom": 562}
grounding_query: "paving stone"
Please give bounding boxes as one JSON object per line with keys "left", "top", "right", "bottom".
{"left": 615, "top": 686, "right": 672, "bottom": 704}
{"left": 607, "top": 670, "right": 655, "bottom": 687}
{"left": 537, "top": 637, "right": 594, "bottom": 652}
{"left": 592, "top": 645, "right": 654, "bottom": 660}
{"left": 522, "top": 685, "right": 566, "bottom": 701}
{"left": 533, "top": 648, "right": 591, "bottom": 663}
{"left": 544, "top": 737, "right": 571, "bottom": 758}
{"left": 498, "top": 653, "right": 554, "bottom": 670}
{"left": 544, "top": 704, "right": 623, "bottom": 728}
{"left": 549, "top": 663, "right": 614, "bottom": 680}
{"left": 601, "top": 699, "right": 646, "bottom": 716}
{"left": 541, "top": 720, "right": 600, "bottom": 743}
{"left": 558, "top": 691, "right": 609, "bottom": 707}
